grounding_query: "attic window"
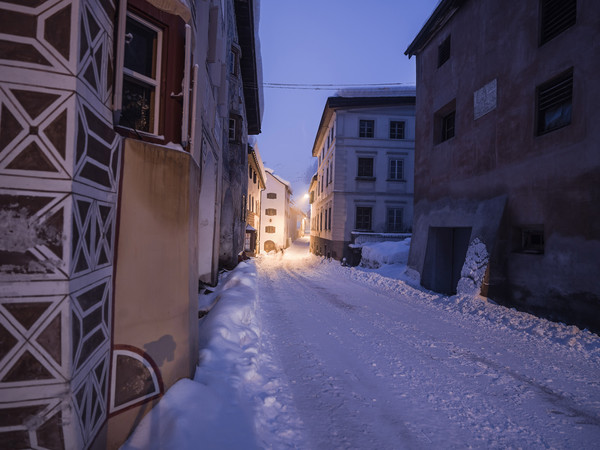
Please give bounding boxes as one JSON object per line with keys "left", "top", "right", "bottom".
{"left": 540, "top": 0, "right": 576, "bottom": 45}
{"left": 438, "top": 35, "right": 451, "bottom": 67}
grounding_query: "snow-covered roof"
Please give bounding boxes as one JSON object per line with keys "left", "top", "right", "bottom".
{"left": 248, "top": 142, "right": 267, "bottom": 189}
{"left": 265, "top": 168, "right": 292, "bottom": 193}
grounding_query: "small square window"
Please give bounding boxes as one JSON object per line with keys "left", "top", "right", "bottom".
{"left": 265, "top": 208, "right": 277, "bottom": 216}
{"left": 265, "top": 226, "right": 275, "bottom": 233}
{"left": 359, "top": 120, "right": 374, "bottom": 138}
{"left": 266, "top": 192, "right": 277, "bottom": 199}
{"left": 438, "top": 35, "right": 451, "bottom": 68}
{"left": 518, "top": 227, "right": 545, "bottom": 254}
{"left": 357, "top": 157, "right": 374, "bottom": 178}
{"left": 536, "top": 69, "right": 573, "bottom": 135}
{"left": 389, "top": 121, "right": 405, "bottom": 139}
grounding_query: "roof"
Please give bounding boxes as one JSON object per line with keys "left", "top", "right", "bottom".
{"left": 405, "top": 0, "right": 467, "bottom": 58}
{"left": 311, "top": 94, "right": 416, "bottom": 157}
{"left": 234, "top": 0, "right": 263, "bottom": 134}
{"left": 248, "top": 143, "right": 266, "bottom": 189}
{"left": 265, "top": 168, "right": 292, "bottom": 194}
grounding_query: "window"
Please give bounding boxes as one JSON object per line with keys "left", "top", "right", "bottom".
{"left": 536, "top": 69, "right": 573, "bottom": 135}
{"left": 540, "top": 0, "right": 576, "bottom": 45}
{"left": 253, "top": 171, "right": 257, "bottom": 184}
{"left": 387, "top": 208, "right": 404, "bottom": 232}
{"left": 355, "top": 207, "right": 372, "bottom": 231}
{"left": 228, "top": 118, "right": 236, "bottom": 141}
{"left": 118, "top": 12, "right": 162, "bottom": 133}
{"left": 266, "top": 193, "right": 276, "bottom": 199}
{"left": 357, "top": 157, "right": 374, "bottom": 178}
{"left": 441, "top": 111, "right": 456, "bottom": 142}
{"left": 230, "top": 46, "right": 240, "bottom": 76}
{"left": 249, "top": 166, "right": 252, "bottom": 179}
{"left": 389, "top": 158, "right": 404, "bottom": 181}
{"left": 265, "top": 208, "right": 277, "bottom": 216}
{"left": 326, "top": 167, "right": 329, "bottom": 186}
{"left": 359, "top": 119, "right": 374, "bottom": 138}
{"left": 265, "top": 226, "right": 275, "bottom": 233}
{"left": 324, "top": 209, "right": 328, "bottom": 230}
{"left": 389, "top": 121, "right": 405, "bottom": 139}
{"left": 328, "top": 207, "right": 332, "bottom": 230}
{"left": 438, "top": 35, "right": 451, "bottom": 67}
{"left": 519, "top": 226, "right": 545, "bottom": 254}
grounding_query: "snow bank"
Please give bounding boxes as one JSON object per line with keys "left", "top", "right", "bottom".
{"left": 122, "top": 261, "right": 302, "bottom": 450}
{"left": 359, "top": 239, "right": 411, "bottom": 269}
{"left": 456, "top": 238, "right": 489, "bottom": 295}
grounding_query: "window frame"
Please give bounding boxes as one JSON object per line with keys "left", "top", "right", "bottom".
{"left": 265, "top": 208, "right": 277, "bottom": 216}
{"left": 116, "top": 11, "right": 163, "bottom": 135}
{"left": 266, "top": 192, "right": 277, "bottom": 199}
{"left": 359, "top": 119, "right": 375, "bottom": 138}
{"left": 536, "top": 68, "right": 573, "bottom": 136}
{"left": 539, "top": 0, "right": 577, "bottom": 46}
{"left": 438, "top": 35, "right": 451, "bottom": 68}
{"left": 265, "top": 226, "right": 276, "bottom": 234}
{"left": 388, "top": 158, "right": 405, "bottom": 181}
{"left": 441, "top": 111, "right": 456, "bottom": 142}
{"left": 357, "top": 157, "right": 374, "bottom": 178}
{"left": 355, "top": 206, "right": 372, "bottom": 231}
{"left": 389, "top": 120, "right": 405, "bottom": 139}
{"left": 387, "top": 207, "right": 404, "bottom": 233}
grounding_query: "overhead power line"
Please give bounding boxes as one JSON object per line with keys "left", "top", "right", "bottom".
{"left": 262, "top": 82, "right": 412, "bottom": 91}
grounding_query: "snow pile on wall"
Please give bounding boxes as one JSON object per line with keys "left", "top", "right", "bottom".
{"left": 360, "top": 239, "right": 411, "bottom": 269}
{"left": 456, "top": 238, "right": 489, "bottom": 295}
{"left": 122, "top": 261, "right": 303, "bottom": 450}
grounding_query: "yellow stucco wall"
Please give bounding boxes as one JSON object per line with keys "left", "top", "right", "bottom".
{"left": 107, "top": 139, "right": 199, "bottom": 448}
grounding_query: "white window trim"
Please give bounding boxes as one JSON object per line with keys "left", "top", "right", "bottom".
{"left": 114, "top": 4, "right": 163, "bottom": 136}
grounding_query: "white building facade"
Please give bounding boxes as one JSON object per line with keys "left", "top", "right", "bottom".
{"left": 261, "top": 169, "right": 291, "bottom": 252}
{"left": 310, "top": 90, "right": 416, "bottom": 263}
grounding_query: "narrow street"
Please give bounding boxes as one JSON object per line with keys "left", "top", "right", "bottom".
{"left": 256, "top": 238, "right": 600, "bottom": 449}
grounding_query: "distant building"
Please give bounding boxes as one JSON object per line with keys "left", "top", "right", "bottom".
{"left": 405, "top": 0, "right": 600, "bottom": 331}
{"left": 219, "top": 0, "right": 264, "bottom": 269}
{"left": 309, "top": 90, "right": 416, "bottom": 263}
{"left": 261, "top": 170, "right": 292, "bottom": 252}
{"left": 245, "top": 143, "right": 266, "bottom": 256}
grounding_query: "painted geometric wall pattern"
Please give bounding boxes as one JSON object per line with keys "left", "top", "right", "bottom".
{"left": 0, "top": 189, "right": 71, "bottom": 280}
{"left": 0, "top": 0, "right": 118, "bottom": 447}
{"left": 0, "top": 0, "right": 78, "bottom": 75}
{"left": 73, "top": 351, "right": 109, "bottom": 447}
{"left": 78, "top": 0, "right": 116, "bottom": 107}
{"left": 0, "top": 295, "right": 69, "bottom": 385}
{"left": 71, "top": 194, "right": 116, "bottom": 277}
{"left": 0, "top": 83, "right": 76, "bottom": 180}
{"left": 75, "top": 97, "right": 121, "bottom": 192}
{"left": 0, "top": 398, "right": 65, "bottom": 449}
{"left": 71, "top": 277, "right": 111, "bottom": 377}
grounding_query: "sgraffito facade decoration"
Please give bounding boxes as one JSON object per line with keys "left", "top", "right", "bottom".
{"left": 0, "top": 0, "right": 119, "bottom": 448}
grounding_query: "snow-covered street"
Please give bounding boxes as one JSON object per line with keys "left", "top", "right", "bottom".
{"left": 123, "top": 237, "right": 600, "bottom": 449}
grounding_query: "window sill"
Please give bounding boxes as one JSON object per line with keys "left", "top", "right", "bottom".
{"left": 386, "top": 179, "right": 406, "bottom": 182}
{"left": 356, "top": 177, "right": 376, "bottom": 181}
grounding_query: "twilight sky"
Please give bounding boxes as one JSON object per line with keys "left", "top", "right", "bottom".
{"left": 256, "top": 0, "right": 440, "bottom": 206}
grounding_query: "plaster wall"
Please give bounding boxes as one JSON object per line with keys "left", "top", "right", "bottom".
{"left": 109, "top": 139, "right": 199, "bottom": 447}
{"left": 261, "top": 172, "right": 288, "bottom": 250}
{"left": 409, "top": 0, "right": 600, "bottom": 330}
